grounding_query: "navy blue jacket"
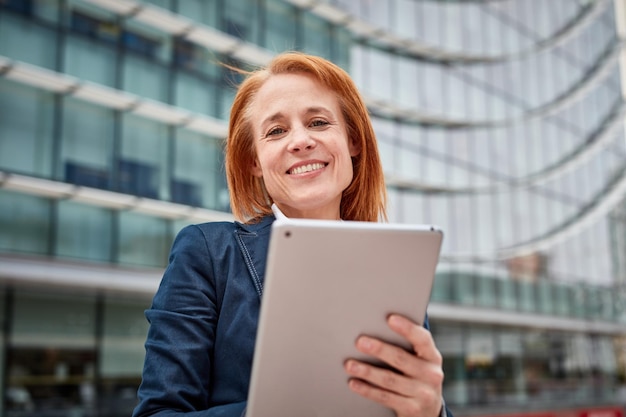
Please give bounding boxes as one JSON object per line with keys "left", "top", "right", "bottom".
{"left": 133, "top": 215, "right": 451, "bottom": 417}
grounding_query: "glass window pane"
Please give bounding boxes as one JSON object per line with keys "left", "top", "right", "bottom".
{"left": 224, "top": 0, "right": 259, "bottom": 43}
{"left": 174, "top": 129, "right": 227, "bottom": 210}
{"left": 118, "top": 212, "right": 169, "bottom": 267}
{"left": 264, "top": 0, "right": 297, "bottom": 53}
{"left": 8, "top": 290, "right": 97, "bottom": 415}
{"left": 0, "top": 12, "right": 57, "bottom": 69}
{"left": 55, "top": 200, "right": 113, "bottom": 262}
{"left": 12, "top": 290, "right": 96, "bottom": 347}
{"left": 65, "top": 34, "right": 117, "bottom": 87}
{"left": 99, "top": 296, "right": 151, "bottom": 415}
{"left": 177, "top": 0, "right": 219, "bottom": 27}
{"left": 0, "top": 190, "right": 51, "bottom": 255}
{"left": 61, "top": 98, "right": 114, "bottom": 188}
{"left": 174, "top": 72, "right": 217, "bottom": 116}
{"left": 302, "top": 12, "right": 330, "bottom": 58}
{"left": 122, "top": 55, "right": 168, "bottom": 102}
{"left": 119, "top": 113, "right": 169, "bottom": 199}
{"left": 0, "top": 80, "right": 54, "bottom": 177}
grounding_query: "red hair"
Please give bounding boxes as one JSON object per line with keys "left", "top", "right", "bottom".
{"left": 225, "top": 52, "right": 387, "bottom": 222}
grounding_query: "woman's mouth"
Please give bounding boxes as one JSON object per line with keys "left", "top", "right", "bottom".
{"left": 288, "top": 162, "right": 327, "bottom": 175}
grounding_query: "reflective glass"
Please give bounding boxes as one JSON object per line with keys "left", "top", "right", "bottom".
{"left": 0, "top": 190, "right": 50, "bottom": 255}
{"left": 365, "top": 49, "right": 394, "bottom": 102}
{"left": 264, "top": 0, "right": 297, "bottom": 53}
{"left": 476, "top": 274, "right": 496, "bottom": 308}
{"left": 65, "top": 34, "right": 117, "bottom": 87}
{"left": 118, "top": 212, "right": 169, "bottom": 268}
{"left": 7, "top": 290, "right": 97, "bottom": 416}
{"left": 174, "top": 72, "right": 217, "bottom": 117}
{"left": 119, "top": 113, "right": 169, "bottom": 199}
{"left": 55, "top": 200, "right": 113, "bottom": 262}
{"left": 0, "top": 12, "right": 57, "bottom": 69}
{"left": 333, "top": 27, "right": 351, "bottom": 70}
{"left": 499, "top": 278, "right": 517, "bottom": 310}
{"left": 174, "top": 129, "right": 226, "bottom": 211}
{"left": 122, "top": 55, "right": 168, "bottom": 102}
{"left": 177, "top": 0, "right": 218, "bottom": 27}
{"left": 396, "top": 56, "right": 419, "bottom": 109}
{"left": 465, "top": 327, "right": 496, "bottom": 404}
{"left": 302, "top": 12, "right": 330, "bottom": 59}
{"left": 223, "top": 0, "right": 259, "bottom": 43}
{"left": 0, "top": 80, "right": 54, "bottom": 177}
{"left": 61, "top": 98, "right": 114, "bottom": 188}
{"left": 32, "top": 0, "right": 60, "bottom": 24}
{"left": 394, "top": 0, "right": 418, "bottom": 40}
{"left": 99, "top": 296, "right": 151, "bottom": 415}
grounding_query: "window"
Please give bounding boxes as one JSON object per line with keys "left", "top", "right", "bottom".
{"left": 70, "top": 11, "right": 119, "bottom": 44}
{"left": 118, "top": 212, "right": 169, "bottom": 267}
{"left": 116, "top": 159, "right": 159, "bottom": 199}
{"left": 0, "top": 80, "right": 54, "bottom": 177}
{"left": 0, "top": 10, "right": 57, "bottom": 69}
{"left": 223, "top": 0, "right": 259, "bottom": 43}
{"left": 121, "top": 30, "right": 159, "bottom": 57}
{"left": 119, "top": 113, "right": 168, "bottom": 199}
{"left": 0, "top": 0, "right": 32, "bottom": 15}
{"left": 264, "top": 0, "right": 297, "bottom": 53}
{"left": 174, "top": 129, "right": 225, "bottom": 210}
{"left": 99, "top": 297, "right": 150, "bottom": 416}
{"left": 7, "top": 290, "right": 98, "bottom": 416}
{"left": 55, "top": 201, "right": 113, "bottom": 262}
{"left": 61, "top": 98, "right": 114, "bottom": 189}
{"left": 71, "top": 10, "right": 161, "bottom": 59}
{"left": 0, "top": 190, "right": 51, "bottom": 255}
{"left": 174, "top": 71, "right": 217, "bottom": 116}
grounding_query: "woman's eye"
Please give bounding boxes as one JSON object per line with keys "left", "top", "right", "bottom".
{"left": 266, "top": 127, "right": 286, "bottom": 137}
{"left": 310, "top": 119, "right": 329, "bottom": 127}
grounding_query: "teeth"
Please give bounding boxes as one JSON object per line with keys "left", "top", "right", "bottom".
{"left": 290, "top": 163, "right": 325, "bottom": 175}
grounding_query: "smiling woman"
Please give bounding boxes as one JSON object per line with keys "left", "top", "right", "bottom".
{"left": 132, "top": 51, "right": 452, "bottom": 417}
{"left": 248, "top": 72, "right": 359, "bottom": 220}
{"left": 226, "top": 52, "right": 386, "bottom": 223}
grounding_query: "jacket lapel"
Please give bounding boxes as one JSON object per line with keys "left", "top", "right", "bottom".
{"left": 234, "top": 216, "right": 275, "bottom": 299}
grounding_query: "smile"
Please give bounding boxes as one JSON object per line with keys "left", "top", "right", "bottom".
{"left": 288, "top": 162, "right": 327, "bottom": 175}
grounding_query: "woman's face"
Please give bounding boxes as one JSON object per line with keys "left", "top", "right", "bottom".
{"left": 249, "top": 73, "right": 360, "bottom": 220}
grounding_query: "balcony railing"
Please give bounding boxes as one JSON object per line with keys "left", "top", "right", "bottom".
{"left": 431, "top": 271, "right": 626, "bottom": 324}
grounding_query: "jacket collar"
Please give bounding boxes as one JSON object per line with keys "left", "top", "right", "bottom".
{"left": 234, "top": 215, "right": 275, "bottom": 298}
{"left": 234, "top": 214, "right": 276, "bottom": 235}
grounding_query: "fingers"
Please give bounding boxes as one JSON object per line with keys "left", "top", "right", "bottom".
{"left": 348, "top": 334, "right": 443, "bottom": 384}
{"left": 347, "top": 375, "right": 441, "bottom": 416}
{"left": 345, "top": 358, "right": 414, "bottom": 397}
{"left": 387, "top": 314, "right": 443, "bottom": 366}
{"left": 344, "top": 361, "right": 443, "bottom": 417}
{"left": 344, "top": 314, "right": 445, "bottom": 417}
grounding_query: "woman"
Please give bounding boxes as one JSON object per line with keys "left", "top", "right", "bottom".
{"left": 133, "top": 52, "right": 451, "bottom": 417}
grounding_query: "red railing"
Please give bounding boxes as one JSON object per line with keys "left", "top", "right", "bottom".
{"left": 477, "top": 406, "right": 624, "bottom": 417}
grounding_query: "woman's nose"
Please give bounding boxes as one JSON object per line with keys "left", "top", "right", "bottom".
{"left": 287, "top": 127, "right": 316, "bottom": 152}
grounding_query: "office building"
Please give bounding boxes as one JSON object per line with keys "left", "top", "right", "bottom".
{"left": 0, "top": 0, "right": 625, "bottom": 416}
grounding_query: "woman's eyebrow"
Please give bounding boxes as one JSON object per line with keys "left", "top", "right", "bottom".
{"left": 304, "top": 106, "right": 332, "bottom": 116}
{"left": 260, "top": 112, "right": 285, "bottom": 127}
{"left": 261, "top": 107, "right": 333, "bottom": 126}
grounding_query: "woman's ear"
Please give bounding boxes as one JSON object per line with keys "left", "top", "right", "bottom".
{"left": 251, "top": 158, "right": 263, "bottom": 177}
{"left": 348, "top": 137, "right": 361, "bottom": 157}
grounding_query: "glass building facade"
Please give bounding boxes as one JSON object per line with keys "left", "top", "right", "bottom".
{"left": 0, "top": 0, "right": 625, "bottom": 416}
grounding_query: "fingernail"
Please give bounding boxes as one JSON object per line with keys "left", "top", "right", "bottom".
{"left": 388, "top": 314, "right": 402, "bottom": 326}
{"left": 347, "top": 360, "right": 363, "bottom": 373}
{"left": 358, "top": 336, "right": 373, "bottom": 350}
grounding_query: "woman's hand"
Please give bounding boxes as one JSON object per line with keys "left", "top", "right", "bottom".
{"left": 344, "top": 314, "right": 444, "bottom": 417}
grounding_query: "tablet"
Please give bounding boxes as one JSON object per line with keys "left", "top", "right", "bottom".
{"left": 246, "top": 218, "right": 443, "bottom": 417}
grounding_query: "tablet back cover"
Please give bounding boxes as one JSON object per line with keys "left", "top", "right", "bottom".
{"left": 247, "top": 219, "right": 443, "bottom": 417}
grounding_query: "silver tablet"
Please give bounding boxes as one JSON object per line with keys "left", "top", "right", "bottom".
{"left": 246, "top": 218, "right": 443, "bottom": 417}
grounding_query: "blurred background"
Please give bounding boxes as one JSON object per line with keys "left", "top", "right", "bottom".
{"left": 0, "top": 0, "right": 625, "bottom": 416}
